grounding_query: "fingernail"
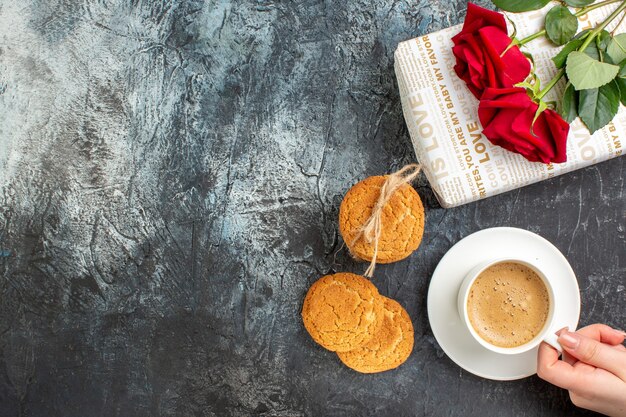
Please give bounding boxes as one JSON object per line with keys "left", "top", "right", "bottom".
{"left": 559, "top": 332, "right": 580, "bottom": 350}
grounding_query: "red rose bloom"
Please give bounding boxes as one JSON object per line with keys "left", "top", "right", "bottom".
{"left": 452, "top": 3, "right": 531, "bottom": 99}
{"left": 478, "top": 87, "right": 569, "bottom": 164}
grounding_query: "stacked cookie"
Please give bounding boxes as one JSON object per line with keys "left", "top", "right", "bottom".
{"left": 302, "top": 273, "right": 414, "bottom": 373}
{"left": 339, "top": 175, "right": 425, "bottom": 264}
{"left": 301, "top": 173, "right": 425, "bottom": 373}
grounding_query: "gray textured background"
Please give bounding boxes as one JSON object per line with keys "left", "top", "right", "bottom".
{"left": 0, "top": 0, "right": 624, "bottom": 416}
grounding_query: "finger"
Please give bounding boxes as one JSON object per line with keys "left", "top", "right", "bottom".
{"left": 572, "top": 360, "right": 595, "bottom": 374}
{"left": 576, "top": 324, "right": 625, "bottom": 345}
{"left": 537, "top": 342, "right": 585, "bottom": 391}
{"left": 558, "top": 331, "right": 626, "bottom": 380}
{"left": 562, "top": 350, "right": 577, "bottom": 366}
{"left": 556, "top": 328, "right": 577, "bottom": 365}
{"left": 563, "top": 345, "right": 626, "bottom": 363}
{"left": 564, "top": 341, "right": 625, "bottom": 363}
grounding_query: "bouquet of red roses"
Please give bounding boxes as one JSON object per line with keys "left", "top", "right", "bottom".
{"left": 453, "top": 0, "right": 626, "bottom": 164}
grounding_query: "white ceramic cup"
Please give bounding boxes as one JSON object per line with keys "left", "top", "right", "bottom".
{"left": 457, "top": 257, "right": 570, "bottom": 355}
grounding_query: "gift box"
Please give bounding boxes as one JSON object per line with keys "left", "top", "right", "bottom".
{"left": 395, "top": 4, "right": 625, "bottom": 208}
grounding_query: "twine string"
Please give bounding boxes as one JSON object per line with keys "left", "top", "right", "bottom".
{"left": 352, "top": 163, "right": 422, "bottom": 278}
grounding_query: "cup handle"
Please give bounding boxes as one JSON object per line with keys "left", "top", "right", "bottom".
{"left": 542, "top": 326, "right": 573, "bottom": 354}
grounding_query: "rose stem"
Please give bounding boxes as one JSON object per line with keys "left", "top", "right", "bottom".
{"left": 611, "top": 7, "right": 626, "bottom": 34}
{"left": 518, "top": 31, "right": 546, "bottom": 45}
{"left": 535, "top": 69, "right": 565, "bottom": 100}
{"left": 579, "top": 1, "right": 626, "bottom": 50}
{"left": 517, "top": 0, "right": 623, "bottom": 46}
{"left": 536, "top": 0, "right": 626, "bottom": 100}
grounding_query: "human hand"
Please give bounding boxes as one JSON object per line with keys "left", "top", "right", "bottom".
{"left": 537, "top": 324, "right": 626, "bottom": 417}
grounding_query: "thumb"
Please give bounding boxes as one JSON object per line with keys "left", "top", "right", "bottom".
{"left": 558, "top": 330, "right": 626, "bottom": 380}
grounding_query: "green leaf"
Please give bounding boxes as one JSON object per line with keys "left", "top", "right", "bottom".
{"left": 565, "top": 0, "right": 595, "bottom": 6}
{"left": 578, "top": 80, "right": 621, "bottom": 133}
{"left": 553, "top": 39, "right": 584, "bottom": 68}
{"left": 574, "top": 29, "right": 591, "bottom": 40}
{"left": 595, "top": 32, "right": 612, "bottom": 63}
{"left": 545, "top": 5, "right": 579, "bottom": 46}
{"left": 603, "top": 52, "right": 616, "bottom": 65}
{"left": 619, "top": 60, "right": 626, "bottom": 78}
{"left": 560, "top": 83, "right": 579, "bottom": 123}
{"left": 596, "top": 30, "right": 612, "bottom": 51}
{"left": 566, "top": 51, "right": 620, "bottom": 90}
{"left": 618, "top": 61, "right": 626, "bottom": 105}
{"left": 616, "top": 78, "right": 626, "bottom": 106}
{"left": 607, "top": 34, "right": 626, "bottom": 65}
{"left": 492, "top": 0, "right": 551, "bottom": 12}
{"left": 584, "top": 43, "right": 600, "bottom": 60}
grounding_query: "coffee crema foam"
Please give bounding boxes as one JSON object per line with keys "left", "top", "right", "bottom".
{"left": 467, "top": 262, "right": 550, "bottom": 348}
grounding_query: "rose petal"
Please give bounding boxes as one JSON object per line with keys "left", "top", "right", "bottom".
{"left": 479, "top": 26, "right": 531, "bottom": 87}
{"left": 465, "top": 3, "right": 507, "bottom": 32}
{"left": 452, "top": 3, "right": 531, "bottom": 98}
{"left": 543, "top": 109, "right": 570, "bottom": 163}
{"left": 477, "top": 87, "right": 570, "bottom": 164}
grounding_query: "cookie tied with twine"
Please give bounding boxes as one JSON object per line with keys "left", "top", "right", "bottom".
{"left": 338, "top": 164, "right": 425, "bottom": 277}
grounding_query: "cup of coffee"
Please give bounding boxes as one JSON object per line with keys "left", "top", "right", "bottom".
{"left": 457, "top": 258, "right": 569, "bottom": 355}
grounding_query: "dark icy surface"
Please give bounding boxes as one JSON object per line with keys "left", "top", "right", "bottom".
{"left": 0, "top": 0, "right": 623, "bottom": 415}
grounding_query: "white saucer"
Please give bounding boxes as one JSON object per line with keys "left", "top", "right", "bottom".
{"left": 427, "top": 227, "right": 581, "bottom": 381}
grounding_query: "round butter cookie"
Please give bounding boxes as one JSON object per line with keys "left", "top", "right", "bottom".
{"left": 339, "top": 176, "right": 425, "bottom": 264}
{"left": 337, "top": 297, "right": 414, "bottom": 373}
{"left": 301, "top": 273, "right": 384, "bottom": 352}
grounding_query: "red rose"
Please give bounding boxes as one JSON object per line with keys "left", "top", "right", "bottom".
{"left": 452, "top": 3, "right": 531, "bottom": 99}
{"left": 478, "top": 87, "right": 569, "bottom": 164}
